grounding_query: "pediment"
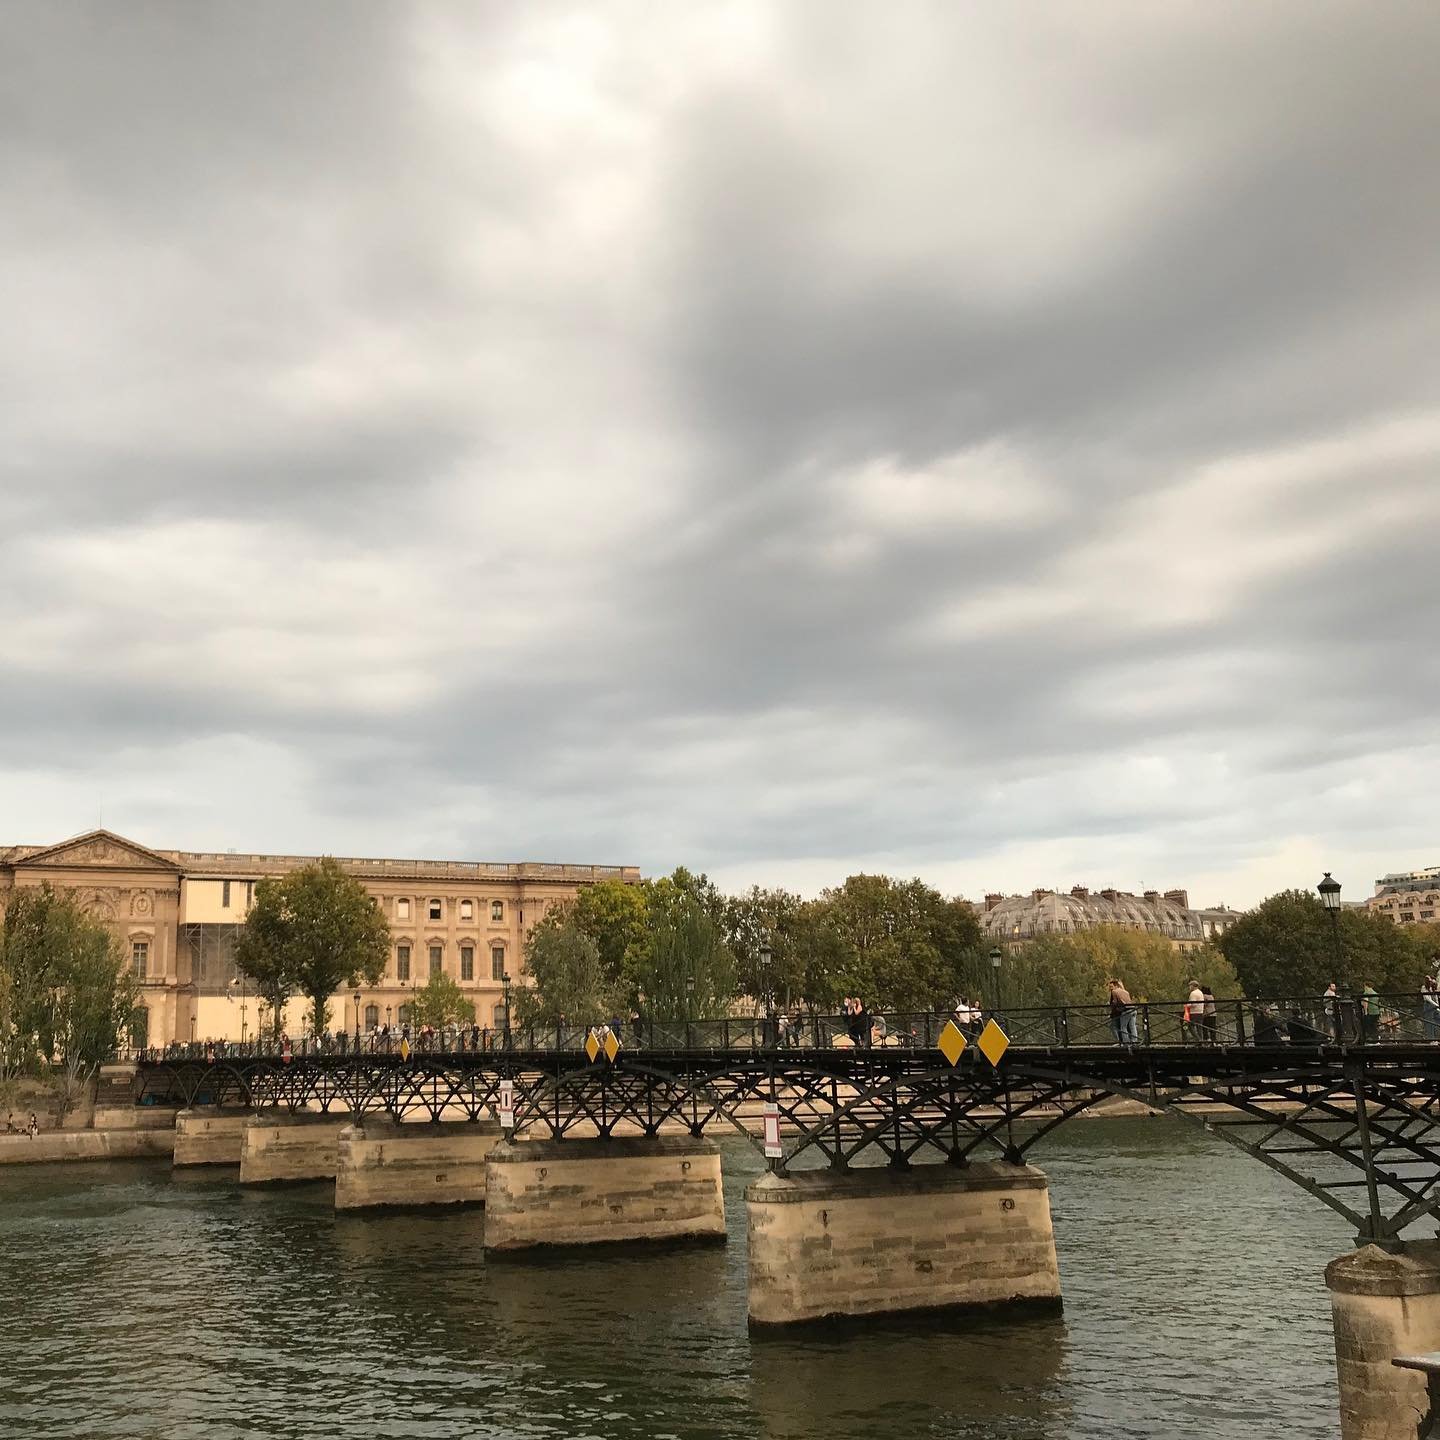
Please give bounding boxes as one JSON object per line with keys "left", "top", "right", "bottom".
{"left": 15, "top": 829, "right": 181, "bottom": 873}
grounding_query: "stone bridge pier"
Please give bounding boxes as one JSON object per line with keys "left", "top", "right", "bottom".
{"left": 173, "top": 1109, "right": 253, "bottom": 1166}
{"left": 239, "top": 1111, "right": 351, "bottom": 1185}
{"left": 335, "top": 1118, "right": 502, "bottom": 1211}
{"left": 745, "top": 1161, "right": 1062, "bottom": 1327}
{"left": 1327, "top": 1241, "right": 1440, "bottom": 1440}
{"left": 483, "top": 1136, "right": 726, "bottom": 1252}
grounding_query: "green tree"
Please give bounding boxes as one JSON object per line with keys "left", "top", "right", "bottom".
{"left": 518, "top": 914, "right": 614, "bottom": 1025}
{"left": 820, "top": 875, "right": 983, "bottom": 1011}
{"left": 236, "top": 858, "right": 389, "bottom": 1035}
{"left": 571, "top": 879, "right": 649, "bottom": 995}
{"left": 1218, "top": 890, "right": 1425, "bottom": 997}
{"left": 411, "top": 971, "right": 476, "bottom": 1029}
{"left": 0, "top": 885, "right": 137, "bottom": 1116}
{"left": 637, "top": 875, "right": 737, "bottom": 1022}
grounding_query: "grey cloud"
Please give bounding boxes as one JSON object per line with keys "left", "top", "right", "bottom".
{"left": 2, "top": 1, "right": 1439, "bottom": 903}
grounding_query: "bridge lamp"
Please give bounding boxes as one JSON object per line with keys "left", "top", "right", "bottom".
{"left": 501, "top": 972, "right": 513, "bottom": 1043}
{"left": 353, "top": 989, "right": 363, "bottom": 1043}
{"left": 1317, "top": 872, "right": 1343, "bottom": 978}
{"left": 990, "top": 946, "right": 1004, "bottom": 1016}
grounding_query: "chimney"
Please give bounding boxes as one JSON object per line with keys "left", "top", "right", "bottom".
{"left": 1070, "top": 885, "right": 1089, "bottom": 899}
{"left": 984, "top": 893, "right": 1003, "bottom": 912}
{"left": 1164, "top": 889, "right": 1189, "bottom": 909}
{"left": 1032, "top": 888, "right": 1050, "bottom": 901}
{"left": 1100, "top": 888, "right": 1118, "bottom": 903}
{"left": 1143, "top": 890, "right": 1160, "bottom": 902}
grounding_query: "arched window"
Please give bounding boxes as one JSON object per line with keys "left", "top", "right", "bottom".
{"left": 492, "top": 1003, "right": 508, "bottom": 1029}
{"left": 130, "top": 1005, "right": 149, "bottom": 1049}
{"left": 398, "top": 1004, "right": 413, "bottom": 1027}
{"left": 364, "top": 1004, "right": 379, "bottom": 1030}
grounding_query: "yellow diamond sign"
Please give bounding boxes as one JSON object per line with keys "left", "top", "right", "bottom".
{"left": 604, "top": 1030, "right": 620, "bottom": 1063}
{"left": 978, "top": 1019, "right": 1010, "bottom": 1068}
{"left": 937, "top": 1019, "right": 968, "bottom": 1066}
{"left": 584, "top": 1030, "right": 601, "bottom": 1062}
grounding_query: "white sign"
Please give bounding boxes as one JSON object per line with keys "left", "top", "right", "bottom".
{"left": 499, "top": 1078, "right": 514, "bottom": 1131}
{"left": 763, "top": 1101, "right": 782, "bottom": 1160}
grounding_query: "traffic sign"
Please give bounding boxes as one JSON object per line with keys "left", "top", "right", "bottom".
{"left": 499, "top": 1078, "right": 514, "bottom": 1130}
{"left": 978, "top": 1019, "right": 1010, "bottom": 1067}
{"left": 937, "top": 1019, "right": 968, "bottom": 1066}
{"left": 763, "top": 1101, "right": 782, "bottom": 1160}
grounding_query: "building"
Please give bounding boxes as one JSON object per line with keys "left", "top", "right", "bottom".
{"left": 1367, "top": 865, "right": 1440, "bottom": 926}
{"left": 0, "top": 829, "right": 640, "bottom": 1047}
{"left": 976, "top": 886, "right": 1239, "bottom": 951}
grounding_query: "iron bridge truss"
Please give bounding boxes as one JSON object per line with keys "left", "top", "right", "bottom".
{"left": 136, "top": 1044, "right": 1440, "bottom": 1243}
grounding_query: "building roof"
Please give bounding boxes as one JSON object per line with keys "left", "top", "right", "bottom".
{"left": 978, "top": 885, "right": 1206, "bottom": 942}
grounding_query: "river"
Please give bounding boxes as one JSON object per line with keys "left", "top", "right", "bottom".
{"left": 0, "top": 1117, "right": 1345, "bottom": 1439}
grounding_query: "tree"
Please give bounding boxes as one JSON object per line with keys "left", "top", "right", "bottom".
{"left": 1218, "top": 890, "right": 1425, "bottom": 997}
{"left": 236, "top": 858, "right": 389, "bottom": 1035}
{"left": 635, "top": 872, "right": 737, "bottom": 1022}
{"left": 819, "top": 875, "right": 983, "bottom": 1011}
{"left": 411, "top": 971, "right": 476, "bottom": 1029}
{"left": 0, "top": 885, "right": 137, "bottom": 1117}
{"left": 571, "top": 879, "right": 649, "bottom": 995}
{"left": 518, "top": 914, "right": 614, "bottom": 1026}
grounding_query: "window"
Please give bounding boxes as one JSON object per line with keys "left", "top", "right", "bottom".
{"left": 1422, "top": 910, "right": 1435, "bottom": 921}
{"left": 492, "top": 1003, "right": 508, "bottom": 1029}
{"left": 429, "top": 899, "right": 443, "bottom": 921}
{"left": 398, "top": 1004, "right": 412, "bottom": 1027}
{"left": 429, "top": 944, "right": 443, "bottom": 978}
{"left": 491, "top": 900, "right": 504, "bottom": 923}
{"left": 460, "top": 899, "right": 474, "bottom": 921}
{"left": 397, "top": 944, "right": 411, "bottom": 981}
{"left": 397, "top": 898, "right": 411, "bottom": 920}
{"left": 246, "top": 881, "right": 254, "bottom": 906}
{"left": 460, "top": 945, "right": 474, "bottom": 981}
{"left": 222, "top": 880, "right": 231, "bottom": 908}
{"left": 491, "top": 945, "right": 506, "bottom": 981}
{"left": 364, "top": 1003, "right": 379, "bottom": 1029}
{"left": 131, "top": 940, "right": 149, "bottom": 980}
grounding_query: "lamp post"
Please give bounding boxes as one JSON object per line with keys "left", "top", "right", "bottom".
{"left": 501, "top": 971, "right": 513, "bottom": 1048}
{"left": 759, "top": 937, "right": 774, "bottom": 1047}
{"left": 989, "top": 946, "right": 1004, "bottom": 1020}
{"left": 353, "top": 988, "right": 363, "bottom": 1047}
{"left": 1318, "top": 871, "right": 1345, "bottom": 1037}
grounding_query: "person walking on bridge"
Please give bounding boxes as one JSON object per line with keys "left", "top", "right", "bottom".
{"left": 1109, "top": 979, "right": 1137, "bottom": 1048}
{"left": 1184, "top": 981, "right": 1204, "bottom": 1043}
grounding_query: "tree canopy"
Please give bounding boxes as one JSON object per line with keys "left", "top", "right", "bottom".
{"left": 236, "top": 858, "right": 389, "bottom": 1034}
{"left": 0, "top": 884, "right": 138, "bottom": 1108}
{"left": 411, "top": 971, "right": 476, "bottom": 1029}
{"left": 518, "top": 914, "right": 614, "bottom": 1026}
{"left": 1217, "top": 890, "right": 1428, "bottom": 997}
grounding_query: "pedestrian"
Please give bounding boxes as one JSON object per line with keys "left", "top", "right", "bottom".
{"left": 1361, "top": 982, "right": 1381, "bottom": 1044}
{"left": 1184, "top": 980, "right": 1204, "bottom": 1043}
{"left": 1201, "top": 985, "right": 1218, "bottom": 1044}
{"left": 1423, "top": 978, "right": 1440, "bottom": 1045}
{"left": 1108, "top": 979, "right": 1137, "bottom": 1047}
{"left": 1322, "top": 982, "right": 1342, "bottom": 1043}
{"left": 856, "top": 998, "right": 872, "bottom": 1050}
{"left": 871, "top": 1012, "right": 888, "bottom": 1048}
{"left": 27, "top": 1111, "right": 38, "bottom": 1139}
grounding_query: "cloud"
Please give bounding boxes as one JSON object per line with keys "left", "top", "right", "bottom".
{"left": 2, "top": 1, "right": 1438, "bottom": 909}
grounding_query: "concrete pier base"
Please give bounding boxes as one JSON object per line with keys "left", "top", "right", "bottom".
{"left": 335, "top": 1119, "right": 502, "bottom": 1212}
{"left": 173, "top": 1110, "right": 252, "bottom": 1166}
{"left": 1327, "top": 1241, "right": 1440, "bottom": 1440}
{"left": 745, "top": 1161, "right": 1062, "bottom": 1327}
{"left": 484, "top": 1136, "right": 726, "bottom": 1252}
{"left": 238, "top": 1111, "right": 350, "bottom": 1185}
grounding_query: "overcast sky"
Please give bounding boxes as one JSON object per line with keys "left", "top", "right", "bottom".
{"left": 3, "top": 3, "right": 1438, "bottom": 908}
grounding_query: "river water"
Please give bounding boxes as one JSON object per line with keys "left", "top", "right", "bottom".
{"left": 0, "top": 1118, "right": 1346, "bottom": 1439}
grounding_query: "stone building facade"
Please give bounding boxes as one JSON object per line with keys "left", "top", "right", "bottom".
{"left": 976, "top": 885, "right": 1239, "bottom": 951}
{"left": 1367, "top": 866, "right": 1440, "bottom": 927}
{"left": 0, "top": 829, "right": 639, "bottom": 1046}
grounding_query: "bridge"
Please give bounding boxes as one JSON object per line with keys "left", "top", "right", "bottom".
{"left": 121, "top": 995, "right": 1440, "bottom": 1440}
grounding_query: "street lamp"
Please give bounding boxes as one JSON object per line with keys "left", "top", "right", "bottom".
{"left": 501, "top": 971, "right": 513, "bottom": 1047}
{"left": 759, "top": 937, "right": 774, "bottom": 1046}
{"left": 353, "top": 988, "right": 363, "bottom": 1045}
{"left": 990, "top": 946, "right": 1004, "bottom": 1019}
{"left": 228, "top": 975, "right": 250, "bottom": 1046}
{"left": 1318, "top": 872, "right": 1343, "bottom": 966}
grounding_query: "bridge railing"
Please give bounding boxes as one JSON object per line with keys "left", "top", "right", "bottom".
{"left": 120, "top": 990, "right": 1440, "bottom": 1064}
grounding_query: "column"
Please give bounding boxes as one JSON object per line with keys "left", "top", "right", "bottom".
{"left": 173, "top": 1109, "right": 252, "bottom": 1166}
{"left": 746, "top": 1160, "right": 1062, "bottom": 1327}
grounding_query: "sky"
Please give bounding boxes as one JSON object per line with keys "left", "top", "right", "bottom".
{"left": 3, "top": 2, "right": 1438, "bottom": 910}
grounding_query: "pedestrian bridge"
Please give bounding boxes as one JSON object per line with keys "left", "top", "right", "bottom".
{"left": 125, "top": 995, "right": 1440, "bottom": 1438}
